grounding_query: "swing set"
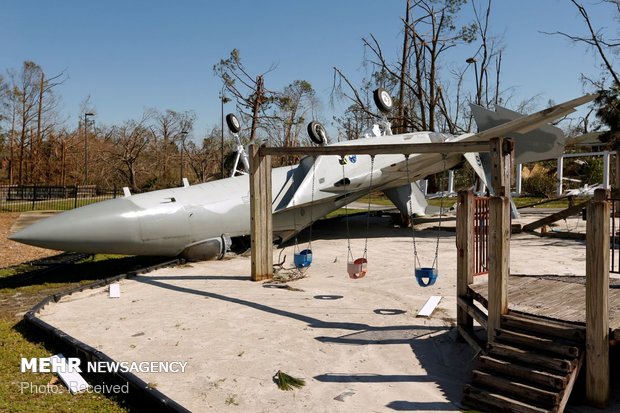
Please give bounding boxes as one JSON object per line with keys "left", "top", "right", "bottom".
{"left": 247, "top": 90, "right": 498, "bottom": 283}
{"left": 248, "top": 140, "right": 483, "bottom": 283}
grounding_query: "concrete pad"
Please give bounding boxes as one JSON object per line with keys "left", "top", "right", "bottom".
{"left": 36, "top": 214, "right": 595, "bottom": 411}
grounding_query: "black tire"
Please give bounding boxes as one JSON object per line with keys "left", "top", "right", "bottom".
{"left": 226, "top": 113, "right": 241, "bottom": 134}
{"left": 307, "top": 121, "right": 327, "bottom": 145}
{"left": 373, "top": 88, "right": 393, "bottom": 113}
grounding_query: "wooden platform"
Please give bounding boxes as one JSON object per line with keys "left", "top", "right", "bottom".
{"left": 468, "top": 275, "right": 620, "bottom": 340}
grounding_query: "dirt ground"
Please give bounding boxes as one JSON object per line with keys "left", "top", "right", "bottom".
{"left": 0, "top": 213, "right": 56, "bottom": 268}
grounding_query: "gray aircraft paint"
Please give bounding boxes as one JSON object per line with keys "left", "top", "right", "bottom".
{"left": 10, "top": 94, "right": 597, "bottom": 259}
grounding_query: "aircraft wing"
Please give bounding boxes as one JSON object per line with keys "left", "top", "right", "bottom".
{"left": 378, "top": 93, "right": 597, "bottom": 177}
{"left": 472, "top": 94, "right": 597, "bottom": 139}
{"left": 469, "top": 93, "right": 598, "bottom": 163}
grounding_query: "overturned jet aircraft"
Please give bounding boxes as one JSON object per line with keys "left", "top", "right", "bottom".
{"left": 10, "top": 92, "right": 596, "bottom": 260}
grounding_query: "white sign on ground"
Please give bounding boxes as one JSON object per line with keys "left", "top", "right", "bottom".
{"left": 50, "top": 354, "right": 89, "bottom": 394}
{"left": 417, "top": 295, "right": 442, "bottom": 317}
{"left": 109, "top": 283, "right": 120, "bottom": 298}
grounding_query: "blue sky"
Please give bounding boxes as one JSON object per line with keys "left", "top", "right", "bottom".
{"left": 3, "top": 0, "right": 618, "bottom": 139}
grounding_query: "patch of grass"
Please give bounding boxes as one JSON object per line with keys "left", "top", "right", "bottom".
{"left": 359, "top": 191, "right": 580, "bottom": 210}
{"left": 357, "top": 193, "right": 394, "bottom": 206}
{"left": 0, "top": 319, "right": 128, "bottom": 413}
{"left": 512, "top": 196, "right": 573, "bottom": 209}
{"left": 0, "top": 197, "right": 116, "bottom": 213}
{"left": 322, "top": 208, "right": 367, "bottom": 219}
{"left": 0, "top": 254, "right": 163, "bottom": 296}
{"left": 0, "top": 254, "right": 172, "bottom": 412}
{"left": 427, "top": 197, "right": 457, "bottom": 207}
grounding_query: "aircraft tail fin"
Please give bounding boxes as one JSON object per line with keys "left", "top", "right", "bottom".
{"left": 383, "top": 182, "right": 427, "bottom": 217}
{"left": 470, "top": 103, "right": 569, "bottom": 164}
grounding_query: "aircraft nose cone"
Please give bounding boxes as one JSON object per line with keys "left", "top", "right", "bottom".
{"left": 9, "top": 198, "right": 142, "bottom": 254}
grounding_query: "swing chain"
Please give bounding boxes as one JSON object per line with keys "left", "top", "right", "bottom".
{"left": 307, "top": 156, "right": 317, "bottom": 250}
{"left": 432, "top": 153, "right": 449, "bottom": 271}
{"left": 342, "top": 158, "right": 354, "bottom": 262}
{"left": 290, "top": 163, "right": 300, "bottom": 255}
{"left": 404, "top": 154, "right": 422, "bottom": 269}
{"left": 363, "top": 155, "right": 375, "bottom": 259}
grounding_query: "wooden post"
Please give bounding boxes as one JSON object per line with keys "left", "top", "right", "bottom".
{"left": 457, "top": 190, "right": 475, "bottom": 332}
{"left": 487, "top": 137, "right": 512, "bottom": 344}
{"left": 490, "top": 137, "right": 512, "bottom": 197}
{"left": 249, "top": 144, "right": 273, "bottom": 281}
{"left": 585, "top": 188, "right": 609, "bottom": 408}
{"left": 488, "top": 195, "right": 510, "bottom": 343}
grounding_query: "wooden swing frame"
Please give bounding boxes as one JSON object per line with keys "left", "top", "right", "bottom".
{"left": 249, "top": 138, "right": 497, "bottom": 284}
{"left": 250, "top": 136, "right": 610, "bottom": 406}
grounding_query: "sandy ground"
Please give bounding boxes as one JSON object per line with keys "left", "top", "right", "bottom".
{"left": 0, "top": 213, "right": 56, "bottom": 267}
{"left": 35, "top": 211, "right": 607, "bottom": 413}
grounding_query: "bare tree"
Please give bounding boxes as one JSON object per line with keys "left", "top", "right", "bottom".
{"left": 213, "top": 49, "right": 276, "bottom": 142}
{"left": 32, "top": 68, "right": 65, "bottom": 183}
{"left": 261, "top": 80, "right": 320, "bottom": 152}
{"left": 5, "top": 61, "right": 64, "bottom": 184}
{"left": 542, "top": 0, "right": 620, "bottom": 87}
{"left": 333, "top": 0, "right": 478, "bottom": 135}
{"left": 185, "top": 132, "right": 222, "bottom": 182}
{"left": 149, "top": 109, "right": 195, "bottom": 187}
{"left": 105, "top": 115, "right": 153, "bottom": 192}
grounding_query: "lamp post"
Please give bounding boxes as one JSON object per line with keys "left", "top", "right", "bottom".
{"left": 84, "top": 112, "right": 94, "bottom": 185}
{"left": 179, "top": 131, "right": 188, "bottom": 185}
{"left": 466, "top": 57, "right": 480, "bottom": 105}
{"left": 220, "top": 87, "right": 231, "bottom": 179}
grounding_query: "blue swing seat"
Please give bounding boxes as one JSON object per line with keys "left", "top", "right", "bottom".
{"left": 294, "top": 249, "right": 313, "bottom": 268}
{"left": 415, "top": 267, "right": 437, "bottom": 287}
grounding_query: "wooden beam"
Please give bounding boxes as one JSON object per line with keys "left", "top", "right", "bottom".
{"left": 521, "top": 201, "right": 589, "bottom": 233}
{"left": 262, "top": 151, "right": 273, "bottom": 277}
{"left": 457, "top": 296, "right": 488, "bottom": 330}
{"left": 457, "top": 190, "right": 475, "bottom": 335}
{"left": 488, "top": 196, "right": 510, "bottom": 343}
{"left": 249, "top": 144, "right": 273, "bottom": 281}
{"left": 585, "top": 190, "right": 610, "bottom": 408}
{"left": 457, "top": 325, "right": 483, "bottom": 354}
{"left": 258, "top": 141, "right": 491, "bottom": 157}
{"left": 490, "top": 137, "right": 513, "bottom": 197}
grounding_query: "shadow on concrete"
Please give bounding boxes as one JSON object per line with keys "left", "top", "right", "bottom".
{"left": 385, "top": 400, "right": 457, "bottom": 411}
{"left": 134, "top": 275, "right": 443, "bottom": 335}
{"left": 0, "top": 254, "right": 169, "bottom": 289}
{"left": 133, "top": 274, "right": 472, "bottom": 411}
{"left": 315, "top": 373, "right": 434, "bottom": 383}
{"left": 314, "top": 329, "right": 474, "bottom": 411}
{"left": 145, "top": 275, "right": 250, "bottom": 282}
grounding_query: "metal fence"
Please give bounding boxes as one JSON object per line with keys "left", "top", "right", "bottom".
{"left": 474, "top": 196, "right": 489, "bottom": 276}
{"left": 0, "top": 185, "right": 122, "bottom": 212}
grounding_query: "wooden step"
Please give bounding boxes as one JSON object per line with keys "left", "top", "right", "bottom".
{"left": 478, "top": 355, "right": 567, "bottom": 390}
{"left": 495, "top": 328, "right": 580, "bottom": 358}
{"left": 463, "top": 384, "right": 551, "bottom": 413}
{"left": 472, "top": 370, "right": 559, "bottom": 408}
{"left": 488, "top": 342, "right": 576, "bottom": 374}
{"left": 501, "top": 313, "right": 585, "bottom": 342}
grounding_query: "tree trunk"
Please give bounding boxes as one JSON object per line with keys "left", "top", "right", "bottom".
{"left": 397, "top": 0, "right": 411, "bottom": 134}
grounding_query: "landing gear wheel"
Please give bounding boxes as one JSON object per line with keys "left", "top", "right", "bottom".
{"left": 307, "top": 121, "right": 327, "bottom": 145}
{"left": 373, "top": 88, "right": 393, "bottom": 113}
{"left": 226, "top": 113, "right": 241, "bottom": 134}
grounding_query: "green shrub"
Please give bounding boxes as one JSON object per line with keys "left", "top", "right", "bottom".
{"left": 522, "top": 173, "right": 556, "bottom": 197}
